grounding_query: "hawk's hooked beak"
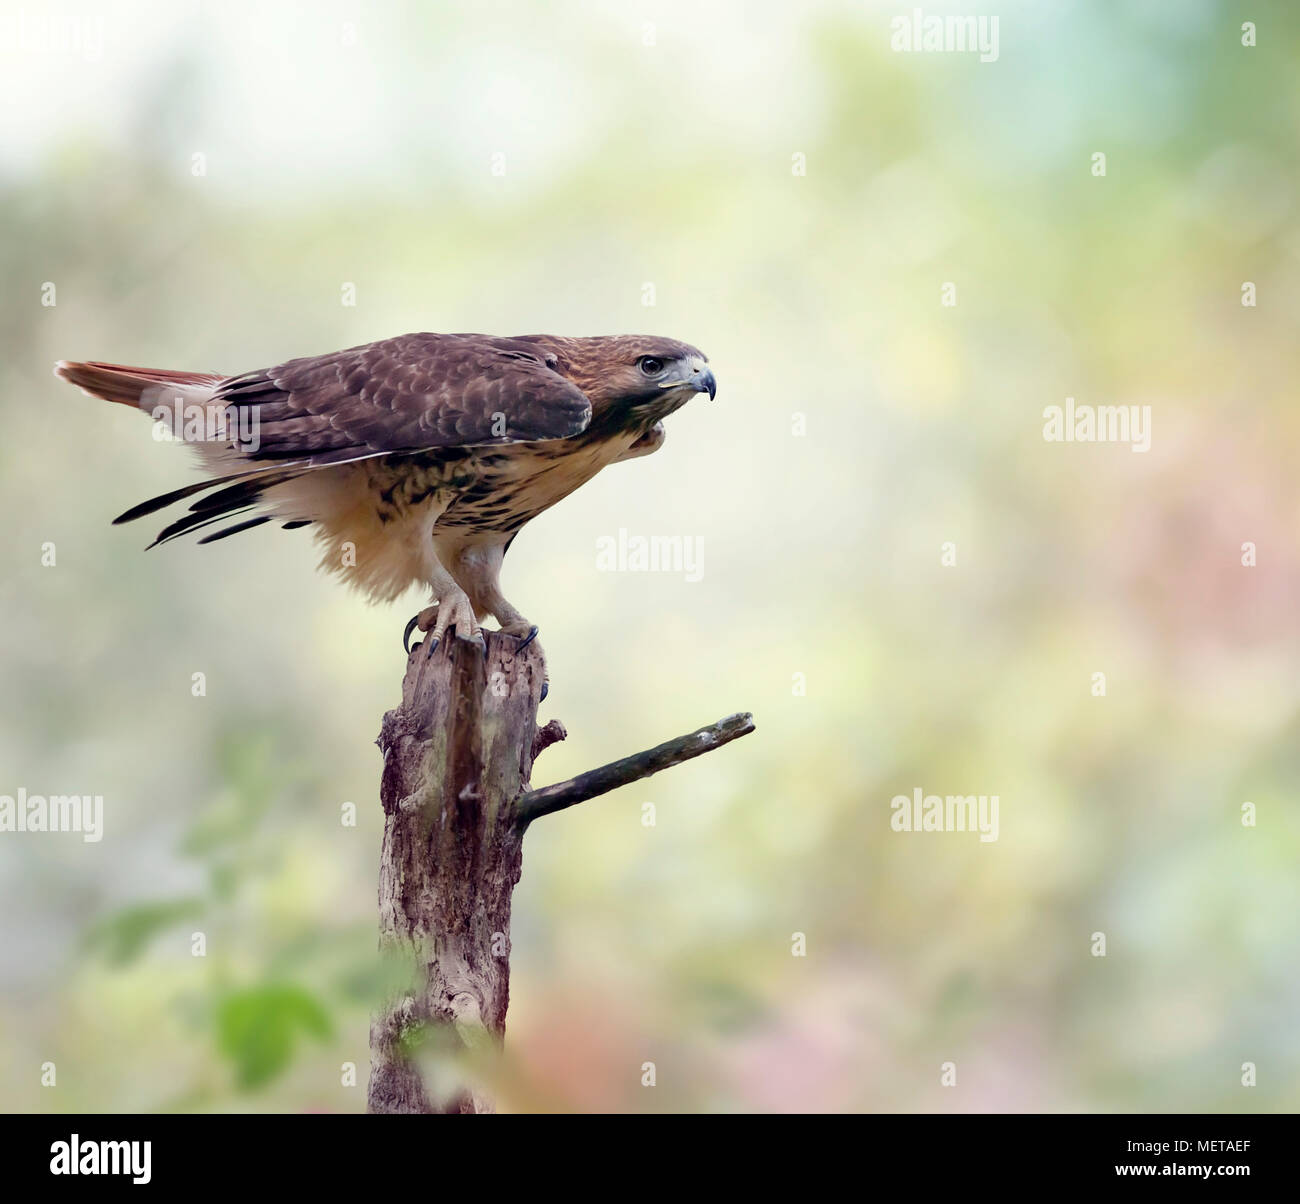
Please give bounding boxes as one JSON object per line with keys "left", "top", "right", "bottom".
{"left": 693, "top": 365, "right": 718, "bottom": 400}
{"left": 666, "top": 357, "right": 716, "bottom": 400}
{"left": 654, "top": 355, "right": 716, "bottom": 403}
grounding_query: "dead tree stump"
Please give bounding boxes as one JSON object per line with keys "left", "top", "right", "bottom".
{"left": 367, "top": 630, "right": 754, "bottom": 1114}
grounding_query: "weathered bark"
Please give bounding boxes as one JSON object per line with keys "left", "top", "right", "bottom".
{"left": 367, "top": 630, "right": 755, "bottom": 1114}
{"left": 368, "top": 632, "right": 546, "bottom": 1114}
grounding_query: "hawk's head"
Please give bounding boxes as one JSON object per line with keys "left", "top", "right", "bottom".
{"left": 538, "top": 334, "right": 716, "bottom": 427}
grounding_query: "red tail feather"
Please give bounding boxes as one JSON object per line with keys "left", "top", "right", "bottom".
{"left": 53, "top": 360, "right": 223, "bottom": 407}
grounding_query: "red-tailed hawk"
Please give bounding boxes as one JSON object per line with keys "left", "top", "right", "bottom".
{"left": 55, "top": 333, "right": 716, "bottom": 658}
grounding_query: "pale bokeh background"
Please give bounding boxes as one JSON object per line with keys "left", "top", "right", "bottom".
{"left": 1, "top": 0, "right": 1298, "bottom": 1112}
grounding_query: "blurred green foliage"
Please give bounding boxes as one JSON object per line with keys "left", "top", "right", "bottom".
{"left": 216, "top": 984, "right": 333, "bottom": 1089}
{"left": 84, "top": 899, "right": 204, "bottom": 968}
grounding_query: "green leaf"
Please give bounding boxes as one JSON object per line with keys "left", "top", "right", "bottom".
{"left": 83, "top": 898, "right": 205, "bottom": 966}
{"left": 215, "top": 983, "right": 334, "bottom": 1090}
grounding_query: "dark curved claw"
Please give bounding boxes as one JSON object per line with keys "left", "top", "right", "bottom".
{"left": 403, "top": 614, "right": 421, "bottom": 655}
{"left": 515, "top": 625, "right": 539, "bottom": 652}
{"left": 446, "top": 626, "right": 488, "bottom": 657}
{"left": 424, "top": 635, "right": 440, "bottom": 659}
{"left": 539, "top": 681, "right": 549, "bottom": 703}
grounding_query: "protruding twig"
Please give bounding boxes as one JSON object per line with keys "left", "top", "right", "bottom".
{"left": 515, "top": 712, "right": 755, "bottom": 826}
{"left": 531, "top": 718, "right": 568, "bottom": 761}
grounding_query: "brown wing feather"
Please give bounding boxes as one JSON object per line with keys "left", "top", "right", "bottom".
{"left": 218, "top": 332, "right": 592, "bottom": 462}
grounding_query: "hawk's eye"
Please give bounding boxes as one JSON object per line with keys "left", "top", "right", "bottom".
{"left": 638, "top": 356, "right": 665, "bottom": 376}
